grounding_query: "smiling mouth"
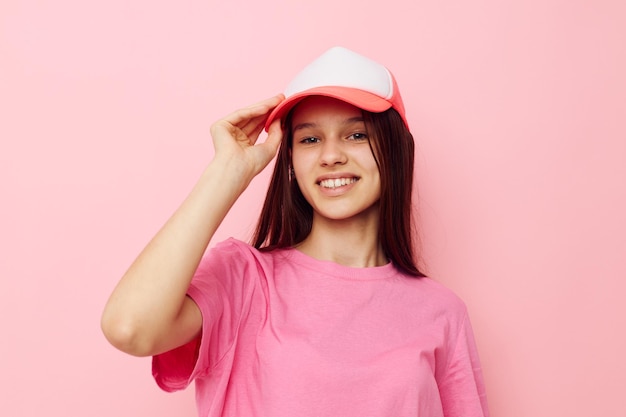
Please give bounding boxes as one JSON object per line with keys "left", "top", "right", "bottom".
{"left": 318, "top": 177, "right": 359, "bottom": 189}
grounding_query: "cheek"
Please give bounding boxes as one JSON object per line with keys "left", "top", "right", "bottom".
{"left": 359, "top": 150, "right": 381, "bottom": 176}
{"left": 291, "top": 150, "right": 314, "bottom": 175}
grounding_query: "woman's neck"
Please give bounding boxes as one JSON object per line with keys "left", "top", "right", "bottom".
{"left": 295, "top": 211, "right": 388, "bottom": 268}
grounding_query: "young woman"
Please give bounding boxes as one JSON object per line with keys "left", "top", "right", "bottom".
{"left": 102, "top": 47, "right": 489, "bottom": 417}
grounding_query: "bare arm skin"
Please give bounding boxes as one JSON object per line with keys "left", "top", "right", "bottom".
{"left": 101, "top": 95, "right": 284, "bottom": 357}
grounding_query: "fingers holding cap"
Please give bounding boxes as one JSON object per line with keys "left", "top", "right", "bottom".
{"left": 223, "top": 94, "right": 285, "bottom": 128}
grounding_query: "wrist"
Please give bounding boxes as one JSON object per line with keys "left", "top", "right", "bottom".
{"left": 202, "top": 156, "right": 255, "bottom": 194}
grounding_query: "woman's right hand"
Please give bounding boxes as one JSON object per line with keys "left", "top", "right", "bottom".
{"left": 209, "top": 94, "right": 285, "bottom": 180}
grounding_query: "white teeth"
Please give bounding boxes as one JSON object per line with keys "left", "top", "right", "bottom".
{"left": 319, "top": 178, "right": 357, "bottom": 189}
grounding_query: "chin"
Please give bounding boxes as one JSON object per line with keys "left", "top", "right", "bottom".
{"left": 313, "top": 204, "right": 380, "bottom": 223}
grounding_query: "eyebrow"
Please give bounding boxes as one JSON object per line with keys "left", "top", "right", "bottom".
{"left": 292, "top": 116, "right": 365, "bottom": 132}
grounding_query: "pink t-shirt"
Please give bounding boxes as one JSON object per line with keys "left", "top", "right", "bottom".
{"left": 153, "top": 238, "right": 489, "bottom": 417}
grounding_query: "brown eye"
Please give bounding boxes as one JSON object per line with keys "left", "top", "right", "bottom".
{"left": 299, "top": 136, "right": 320, "bottom": 144}
{"left": 348, "top": 133, "right": 368, "bottom": 141}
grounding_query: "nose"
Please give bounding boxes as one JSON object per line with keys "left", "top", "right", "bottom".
{"left": 319, "top": 137, "right": 347, "bottom": 166}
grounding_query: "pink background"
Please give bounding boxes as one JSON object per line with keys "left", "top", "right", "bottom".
{"left": 1, "top": 0, "right": 625, "bottom": 416}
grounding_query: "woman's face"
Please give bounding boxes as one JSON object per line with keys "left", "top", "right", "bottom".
{"left": 290, "top": 96, "right": 381, "bottom": 223}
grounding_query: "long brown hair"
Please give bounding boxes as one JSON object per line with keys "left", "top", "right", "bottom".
{"left": 252, "top": 106, "right": 425, "bottom": 277}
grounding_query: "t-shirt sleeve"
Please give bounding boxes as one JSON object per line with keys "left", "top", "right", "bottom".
{"left": 437, "top": 310, "right": 490, "bottom": 417}
{"left": 152, "top": 239, "right": 255, "bottom": 392}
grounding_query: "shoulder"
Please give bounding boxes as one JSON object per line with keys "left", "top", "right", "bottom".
{"left": 206, "top": 237, "right": 254, "bottom": 256}
{"left": 421, "top": 277, "right": 467, "bottom": 309}
{"left": 196, "top": 238, "right": 284, "bottom": 275}
{"left": 209, "top": 237, "right": 286, "bottom": 256}
{"left": 200, "top": 238, "right": 259, "bottom": 264}
{"left": 394, "top": 272, "right": 469, "bottom": 318}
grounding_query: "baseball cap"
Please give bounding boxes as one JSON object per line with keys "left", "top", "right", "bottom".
{"left": 264, "top": 46, "right": 408, "bottom": 130}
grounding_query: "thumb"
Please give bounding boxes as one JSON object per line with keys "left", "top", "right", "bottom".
{"left": 263, "top": 118, "right": 284, "bottom": 155}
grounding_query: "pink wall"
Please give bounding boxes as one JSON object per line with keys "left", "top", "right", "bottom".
{"left": 1, "top": 1, "right": 625, "bottom": 416}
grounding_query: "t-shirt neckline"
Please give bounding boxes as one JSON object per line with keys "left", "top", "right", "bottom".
{"left": 279, "top": 246, "right": 397, "bottom": 281}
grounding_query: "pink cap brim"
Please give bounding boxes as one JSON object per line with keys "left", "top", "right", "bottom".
{"left": 264, "top": 86, "right": 393, "bottom": 131}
